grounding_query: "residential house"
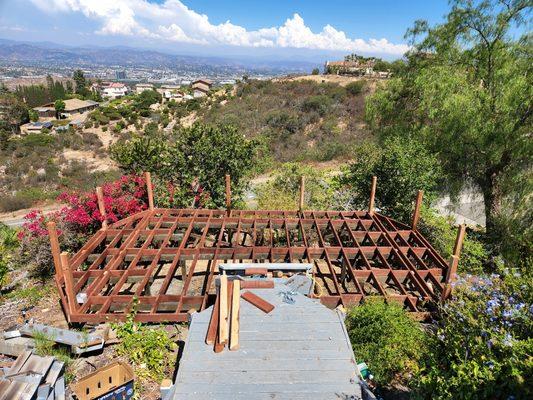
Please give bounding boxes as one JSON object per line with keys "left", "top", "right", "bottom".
{"left": 20, "top": 121, "right": 53, "bottom": 135}
{"left": 157, "top": 85, "right": 184, "bottom": 102}
{"left": 191, "top": 79, "right": 212, "bottom": 98}
{"left": 324, "top": 59, "right": 376, "bottom": 76}
{"left": 135, "top": 83, "right": 154, "bottom": 94}
{"left": 34, "top": 99, "right": 99, "bottom": 119}
{"left": 102, "top": 83, "right": 128, "bottom": 99}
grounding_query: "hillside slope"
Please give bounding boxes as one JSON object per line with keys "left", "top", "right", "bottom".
{"left": 198, "top": 79, "right": 373, "bottom": 163}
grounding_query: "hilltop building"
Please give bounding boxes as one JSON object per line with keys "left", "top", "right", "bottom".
{"left": 324, "top": 59, "right": 376, "bottom": 76}
{"left": 102, "top": 82, "right": 128, "bottom": 99}
{"left": 33, "top": 99, "right": 99, "bottom": 119}
{"left": 192, "top": 79, "right": 212, "bottom": 97}
{"left": 135, "top": 83, "right": 154, "bottom": 94}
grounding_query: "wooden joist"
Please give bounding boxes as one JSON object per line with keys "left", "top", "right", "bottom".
{"left": 229, "top": 280, "right": 240, "bottom": 351}
{"left": 241, "top": 291, "right": 275, "bottom": 314}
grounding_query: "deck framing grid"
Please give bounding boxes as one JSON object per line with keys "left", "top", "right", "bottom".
{"left": 53, "top": 206, "right": 456, "bottom": 323}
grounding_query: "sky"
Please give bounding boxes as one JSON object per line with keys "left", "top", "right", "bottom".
{"left": 0, "top": 0, "right": 452, "bottom": 60}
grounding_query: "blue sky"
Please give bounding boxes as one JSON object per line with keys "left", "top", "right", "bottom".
{"left": 0, "top": 0, "right": 452, "bottom": 59}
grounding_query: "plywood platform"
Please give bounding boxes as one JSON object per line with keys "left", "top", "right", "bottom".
{"left": 173, "top": 279, "right": 362, "bottom": 400}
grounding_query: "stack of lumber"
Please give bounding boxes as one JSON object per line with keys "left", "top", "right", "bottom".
{"left": 0, "top": 350, "right": 65, "bottom": 400}
{"left": 205, "top": 277, "right": 276, "bottom": 353}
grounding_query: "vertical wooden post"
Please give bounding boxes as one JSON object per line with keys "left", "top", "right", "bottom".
{"left": 411, "top": 190, "right": 424, "bottom": 230}
{"left": 229, "top": 279, "right": 240, "bottom": 351}
{"left": 47, "top": 221, "right": 62, "bottom": 281}
{"left": 60, "top": 252, "right": 77, "bottom": 315}
{"left": 144, "top": 171, "right": 154, "bottom": 210}
{"left": 96, "top": 186, "right": 108, "bottom": 230}
{"left": 225, "top": 174, "right": 231, "bottom": 213}
{"left": 441, "top": 224, "right": 466, "bottom": 301}
{"left": 299, "top": 176, "right": 305, "bottom": 212}
{"left": 368, "top": 176, "right": 377, "bottom": 214}
{"left": 219, "top": 274, "right": 229, "bottom": 344}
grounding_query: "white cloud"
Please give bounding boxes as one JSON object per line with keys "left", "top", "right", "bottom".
{"left": 29, "top": 0, "right": 409, "bottom": 55}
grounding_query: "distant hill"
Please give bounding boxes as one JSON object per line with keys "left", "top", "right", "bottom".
{"left": 0, "top": 39, "right": 317, "bottom": 74}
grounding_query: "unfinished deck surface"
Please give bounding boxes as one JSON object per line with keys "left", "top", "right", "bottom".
{"left": 173, "top": 280, "right": 362, "bottom": 400}
{"left": 54, "top": 208, "right": 452, "bottom": 323}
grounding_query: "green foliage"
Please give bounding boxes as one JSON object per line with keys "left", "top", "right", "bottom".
{"left": 0, "top": 223, "right": 18, "bottom": 289}
{"left": 414, "top": 272, "right": 533, "bottom": 399}
{"left": 200, "top": 79, "right": 368, "bottom": 162}
{"left": 256, "top": 163, "right": 334, "bottom": 210}
{"left": 28, "top": 109, "right": 39, "bottom": 122}
{"left": 111, "top": 123, "right": 257, "bottom": 208}
{"left": 54, "top": 99, "right": 65, "bottom": 118}
{"left": 366, "top": 0, "right": 532, "bottom": 244}
{"left": 311, "top": 68, "right": 320, "bottom": 75}
{"left": 112, "top": 305, "right": 177, "bottom": 381}
{"left": 72, "top": 69, "right": 88, "bottom": 96}
{"left": 418, "top": 207, "right": 488, "bottom": 274}
{"left": 133, "top": 90, "right": 162, "bottom": 112}
{"left": 337, "top": 138, "right": 443, "bottom": 222}
{"left": 0, "top": 93, "right": 29, "bottom": 130}
{"left": 345, "top": 298, "right": 427, "bottom": 386}
{"left": 32, "top": 330, "right": 74, "bottom": 382}
{"left": 345, "top": 81, "right": 366, "bottom": 96}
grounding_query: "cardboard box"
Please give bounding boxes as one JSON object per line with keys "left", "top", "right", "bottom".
{"left": 72, "top": 362, "right": 134, "bottom": 400}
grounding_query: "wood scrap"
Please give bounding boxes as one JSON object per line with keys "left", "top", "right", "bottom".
{"left": 244, "top": 268, "right": 268, "bottom": 276}
{"left": 205, "top": 294, "right": 220, "bottom": 345}
{"left": 241, "top": 291, "right": 275, "bottom": 314}
{"left": 218, "top": 275, "right": 229, "bottom": 344}
{"left": 240, "top": 280, "right": 274, "bottom": 289}
{"left": 229, "top": 280, "right": 240, "bottom": 351}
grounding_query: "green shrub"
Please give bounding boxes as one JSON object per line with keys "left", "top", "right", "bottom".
{"left": 345, "top": 81, "right": 366, "bottom": 96}
{"left": 418, "top": 207, "right": 488, "bottom": 274}
{"left": 301, "top": 95, "right": 333, "bottom": 116}
{"left": 345, "top": 298, "right": 427, "bottom": 386}
{"left": 0, "top": 223, "right": 18, "bottom": 289}
{"left": 112, "top": 305, "right": 177, "bottom": 381}
{"left": 414, "top": 272, "right": 533, "bottom": 399}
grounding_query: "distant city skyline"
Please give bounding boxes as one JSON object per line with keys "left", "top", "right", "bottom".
{"left": 0, "top": 0, "right": 453, "bottom": 60}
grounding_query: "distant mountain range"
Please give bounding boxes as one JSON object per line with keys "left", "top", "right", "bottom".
{"left": 0, "top": 38, "right": 318, "bottom": 73}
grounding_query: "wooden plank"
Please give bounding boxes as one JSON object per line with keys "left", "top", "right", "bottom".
{"left": 6, "top": 350, "right": 31, "bottom": 376}
{"left": 368, "top": 175, "right": 377, "bottom": 214}
{"left": 244, "top": 268, "right": 268, "bottom": 276}
{"left": 239, "top": 280, "right": 274, "bottom": 289}
{"left": 241, "top": 291, "right": 275, "bottom": 314}
{"left": 205, "top": 294, "right": 220, "bottom": 345}
{"left": 229, "top": 280, "right": 240, "bottom": 351}
{"left": 218, "top": 275, "right": 228, "bottom": 344}
{"left": 411, "top": 190, "right": 423, "bottom": 229}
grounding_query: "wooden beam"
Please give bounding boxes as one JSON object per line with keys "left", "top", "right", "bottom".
{"left": 47, "top": 221, "right": 62, "bottom": 281}
{"left": 60, "top": 252, "right": 76, "bottom": 316}
{"left": 368, "top": 176, "right": 377, "bottom": 214}
{"left": 96, "top": 186, "right": 108, "bottom": 230}
{"left": 205, "top": 294, "right": 220, "bottom": 345}
{"left": 299, "top": 176, "right": 305, "bottom": 212}
{"left": 225, "top": 174, "right": 231, "bottom": 213}
{"left": 411, "top": 190, "right": 424, "bottom": 230}
{"left": 244, "top": 267, "right": 268, "bottom": 276}
{"left": 144, "top": 171, "right": 154, "bottom": 210}
{"left": 219, "top": 274, "right": 229, "bottom": 343}
{"left": 453, "top": 224, "right": 466, "bottom": 259}
{"left": 229, "top": 280, "right": 240, "bottom": 351}
{"left": 240, "top": 280, "right": 274, "bottom": 289}
{"left": 241, "top": 291, "right": 275, "bottom": 313}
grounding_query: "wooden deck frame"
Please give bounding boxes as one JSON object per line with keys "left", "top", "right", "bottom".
{"left": 53, "top": 207, "right": 453, "bottom": 324}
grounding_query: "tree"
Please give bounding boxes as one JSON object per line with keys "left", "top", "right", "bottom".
{"left": 72, "top": 69, "right": 87, "bottom": 95}
{"left": 366, "top": 0, "right": 532, "bottom": 245}
{"left": 65, "top": 80, "right": 73, "bottom": 93}
{"left": 28, "top": 109, "right": 39, "bottom": 122}
{"left": 337, "top": 138, "right": 443, "bottom": 223}
{"left": 111, "top": 123, "right": 257, "bottom": 208}
{"left": 311, "top": 68, "right": 320, "bottom": 75}
{"left": 0, "top": 93, "right": 29, "bottom": 132}
{"left": 54, "top": 99, "right": 65, "bottom": 119}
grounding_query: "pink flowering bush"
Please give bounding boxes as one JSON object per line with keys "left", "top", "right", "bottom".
{"left": 16, "top": 175, "right": 148, "bottom": 278}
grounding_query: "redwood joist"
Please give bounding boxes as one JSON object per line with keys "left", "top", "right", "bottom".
{"left": 53, "top": 207, "right": 454, "bottom": 323}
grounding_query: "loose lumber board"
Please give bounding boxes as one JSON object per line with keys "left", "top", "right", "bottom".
{"left": 241, "top": 291, "right": 274, "bottom": 313}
